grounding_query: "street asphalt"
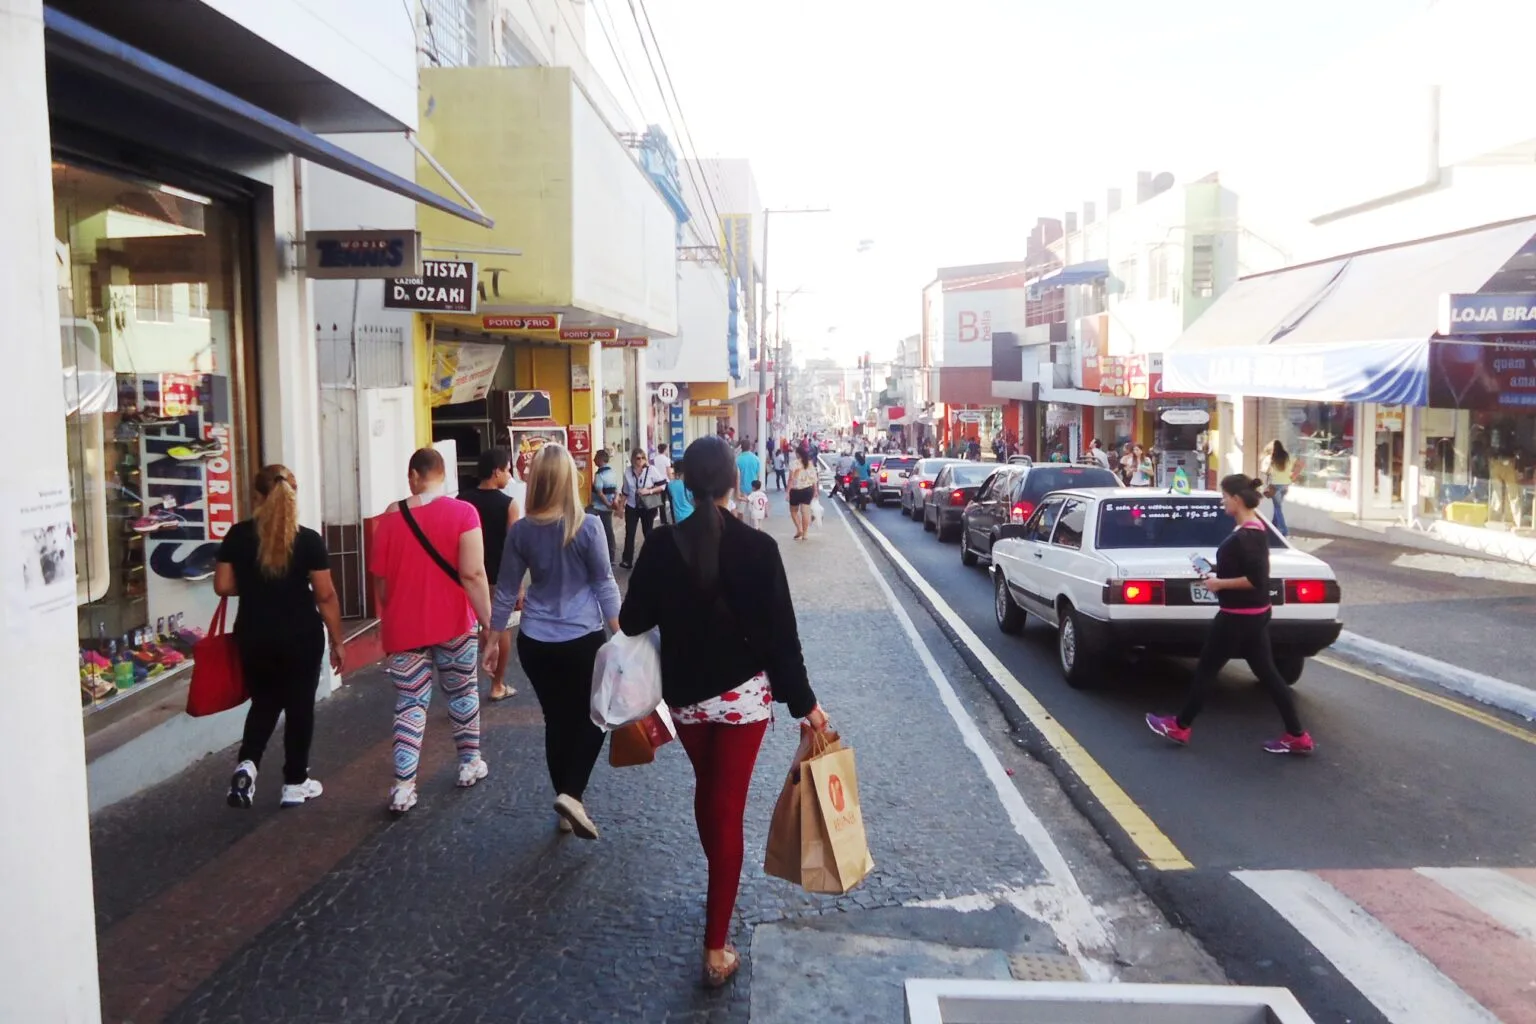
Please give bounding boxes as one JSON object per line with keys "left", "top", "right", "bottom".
{"left": 852, "top": 493, "right": 1536, "bottom": 1024}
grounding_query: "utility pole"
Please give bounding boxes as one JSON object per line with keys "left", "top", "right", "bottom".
{"left": 756, "top": 206, "right": 828, "bottom": 482}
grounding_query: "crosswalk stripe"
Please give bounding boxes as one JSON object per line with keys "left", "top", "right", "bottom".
{"left": 1417, "top": 867, "right": 1536, "bottom": 943}
{"left": 1234, "top": 869, "right": 1501, "bottom": 1024}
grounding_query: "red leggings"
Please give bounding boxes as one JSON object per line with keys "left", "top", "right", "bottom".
{"left": 675, "top": 719, "right": 770, "bottom": 950}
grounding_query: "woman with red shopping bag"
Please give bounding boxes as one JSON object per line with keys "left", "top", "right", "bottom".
{"left": 619, "top": 436, "right": 831, "bottom": 988}
{"left": 214, "top": 465, "right": 346, "bottom": 809}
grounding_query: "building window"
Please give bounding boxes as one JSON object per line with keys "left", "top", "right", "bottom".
{"left": 1115, "top": 257, "right": 1138, "bottom": 300}
{"left": 498, "top": 15, "right": 539, "bottom": 67}
{"left": 1191, "top": 236, "right": 1216, "bottom": 298}
{"left": 1026, "top": 287, "right": 1065, "bottom": 327}
{"left": 422, "top": 0, "right": 476, "bottom": 68}
{"left": 189, "top": 282, "right": 209, "bottom": 320}
{"left": 134, "top": 284, "right": 175, "bottom": 323}
{"left": 1148, "top": 246, "right": 1170, "bottom": 301}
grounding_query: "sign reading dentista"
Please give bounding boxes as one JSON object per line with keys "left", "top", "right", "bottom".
{"left": 1439, "top": 293, "right": 1536, "bottom": 335}
{"left": 385, "top": 260, "right": 477, "bottom": 313}
{"left": 482, "top": 314, "right": 560, "bottom": 332}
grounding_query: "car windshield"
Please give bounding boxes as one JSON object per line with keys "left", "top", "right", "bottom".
{"left": 946, "top": 464, "right": 994, "bottom": 486}
{"left": 1095, "top": 498, "right": 1285, "bottom": 549}
{"left": 1021, "top": 466, "right": 1120, "bottom": 500}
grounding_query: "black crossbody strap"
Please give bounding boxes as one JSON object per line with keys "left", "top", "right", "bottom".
{"left": 398, "top": 500, "right": 460, "bottom": 585}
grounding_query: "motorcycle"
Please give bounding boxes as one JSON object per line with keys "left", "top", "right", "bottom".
{"left": 839, "top": 474, "right": 872, "bottom": 512}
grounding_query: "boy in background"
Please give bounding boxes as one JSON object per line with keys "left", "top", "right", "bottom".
{"left": 748, "top": 479, "right": 769, "bottom": 530}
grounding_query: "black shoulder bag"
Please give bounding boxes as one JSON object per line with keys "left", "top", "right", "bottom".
{"left": 398, "top": 500, "right": 460, "bottom": 585}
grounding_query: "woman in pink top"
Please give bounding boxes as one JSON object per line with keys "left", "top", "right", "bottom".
{"left": 370, "top": 448, "right": 495, "bottom": 814}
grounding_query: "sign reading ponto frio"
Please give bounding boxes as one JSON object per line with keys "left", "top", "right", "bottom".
{"left": 1439, "top": 293, "right": 1536, "bottom": 335}
{"left": 304, "top": 229, "right": 421, "bottom": 280}
{"left": 384, "top": 260, "right": 477, "bottom": 313}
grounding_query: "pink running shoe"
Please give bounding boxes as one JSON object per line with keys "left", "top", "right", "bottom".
{"left": 1263, "top": 732, "right": 1315, "bottom": 755}
{"left": 1145, "top": 713, "right": 1191, "bottom": 746}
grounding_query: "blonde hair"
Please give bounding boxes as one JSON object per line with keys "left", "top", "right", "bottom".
{"left": 252, "top": 465, "right": 299, "bottom": 578}
{"left": 524, "top": 444, "right": 584, "bottom": 547}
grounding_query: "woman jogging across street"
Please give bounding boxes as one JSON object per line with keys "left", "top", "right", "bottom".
{"left": 620, "top": 436, "right": 830, "bottom": 988}
{"left": 487, "top": 444, "right": 621, "bottom": 839}
{"left": 216, "top": 465, "right": 345, "bottom": 809}
{"left": 370, "top": 448, "right": 495, "bottom": 815}
{"left": 619, "top": 448, "right": 666, "bottom": 569}
{"left": 1146, "top": 474, "right": 1314, "bottom": 755}
{"left": 787, "top": 447, "right": 819, "bottom": 540}
{"left": 1262, "top": 440, "right": 1294, "bottom": 536}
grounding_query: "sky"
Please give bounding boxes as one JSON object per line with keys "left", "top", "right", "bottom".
{"left": 585, "top": 0, "right": 1430, "bottom": 364}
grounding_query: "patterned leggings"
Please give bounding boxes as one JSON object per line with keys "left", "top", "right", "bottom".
{"left": 386, "top": 632, "right": 481, "bottom": 783}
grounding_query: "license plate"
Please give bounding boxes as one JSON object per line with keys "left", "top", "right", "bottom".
{"left": 1190, "top": 584, "right": 1218, "bottom": 604}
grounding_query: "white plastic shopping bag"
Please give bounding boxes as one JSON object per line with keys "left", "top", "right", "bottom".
{"left": 810, "top": 496, "right": 825, "bottom": 528}
{"left": 590, "top": 629, "right": 663, "bottom": 731}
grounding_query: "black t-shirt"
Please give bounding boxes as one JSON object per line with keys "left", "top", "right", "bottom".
{"left": 458, "top": 487, "right": 512, "bottom": 584}
{"left": 216, "top": 521, "right": 330, "bottom": 637}
{"left": 1213, "top": 522, "right": 1272, "bottom": 612}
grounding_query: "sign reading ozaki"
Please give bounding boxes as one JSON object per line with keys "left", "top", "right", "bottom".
{"left": 385, "top": 260, "right": 477, "bottom": 313}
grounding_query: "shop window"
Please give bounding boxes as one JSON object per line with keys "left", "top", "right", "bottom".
{"left": 1261, "top": 400, "right": 1354, "bottom": 501}
{"left": 1419, "top": 407, "right": 1536, "bottom": 530}
{"left": 55, "top": 163, "right": 248, "bottom": 711}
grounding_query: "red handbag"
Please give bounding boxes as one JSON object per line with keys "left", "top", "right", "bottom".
{"left": 186, "top": 598, "right": 248, "bottom": 717}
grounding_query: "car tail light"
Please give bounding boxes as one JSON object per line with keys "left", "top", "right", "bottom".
{"left": 948, "top": 489, "right": 968, "bottom": 507}
{"left": 920, "top": 480, "right": 932, "bottom": 489}
{"left": 1285, "top": 579, "right": 1330, "bottom": 604}
{"left": 880, "top": 471, "right": 889, "bottom": 482}
{"left": 1010, "top": 500, "right": 1035, "bottom": 524}
{"left": 1119, "top": 580, "right": 1166, "bottom": 605}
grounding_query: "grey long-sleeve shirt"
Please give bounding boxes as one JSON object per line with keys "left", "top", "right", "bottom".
{"left": 491, "top": 515, "right": 621, "bottom": 641}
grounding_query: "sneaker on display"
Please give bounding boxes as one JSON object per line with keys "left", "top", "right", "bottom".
{"left": 178, "top": 545, "right": 220, "bottom": 582}
{"left": 1145, "top": 713, "right": 1192, "bottom": 746}
{"left": 228, "top": 760, "right": 257, "bottom": 808}
{"left": 131, "top": 507, "right": 183, "bottom": 533}
{"left": 167, "top": 439, "right": 225, "bottom": 461}
{"left": 280, "top": 778, "right": 324, "bottom": 807}
{"left": 1263, "top": 732, "right": 1315, "bottom": 755}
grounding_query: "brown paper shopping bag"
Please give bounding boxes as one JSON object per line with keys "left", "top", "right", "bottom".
{"left": 803, "top": 743, "right": 874, "bottom": 893}
{"left": 764, "top": 728, "right": 841, "bottom": 885}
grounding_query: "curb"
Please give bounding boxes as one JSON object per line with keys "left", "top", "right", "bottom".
{"left": 1327, "top": 631, "right": 1536, "bottom": 722}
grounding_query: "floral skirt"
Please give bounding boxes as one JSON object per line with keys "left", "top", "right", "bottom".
{"left": 671, "top": 673, "right": 772, "bottom": 725}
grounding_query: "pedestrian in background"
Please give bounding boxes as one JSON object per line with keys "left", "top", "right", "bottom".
{"left": 787, "top": 447, "right": 818, "bottom": 540}
{"left": 589, "top": 449, "right": 621, "bottom": 563}
{"left": 370, "top": 448, "right": 494, "bottom": 815}
{"left": 460, "top": 447, "right": 521, "bottom": 702}
{"left": 619, "top": 448, "right": 666, "bottom": 569}
{"left": 216, "top": 465, "right": 345, "bottom": 809}
{"left": 667, "top": 456, "right": 695, "bottom": 522}
{"left": 1262, "top": 440, "right": 1294, "bottom": 537}
{"left": 748, "top": 479, "right": 768, "bottom": 529}
{"left": 651, "top": 445, "right": 674, "bottom": 525}
{"left": 735, "top": 440, "right": 762, "bottom": 520}
{"left": 619, "top": 436, "right": 829, "bottom": 988}
{"left": 772, "top": 448, "right": 788, "bottom": 490}
{"left": 1146, "top": 474, "right": 1314, "bottom": 755}
{"left": 488, "top": 444, "right": 621, "bottom": 839}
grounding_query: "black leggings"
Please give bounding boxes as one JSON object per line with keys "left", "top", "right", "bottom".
{"left": 1178, "top": 611, "right": 1304, "bottom": 735}
{"left": 517, "top": 630, "right": 608, "bottom": 799}
{"left": 622, "top": 505, "right": 656, "bottom": 564}
{"left": 237, "top": 628, "right": 325, "bottom": 785}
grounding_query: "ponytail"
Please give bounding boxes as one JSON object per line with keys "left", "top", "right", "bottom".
{"left": 252, "top": 465, "right": 300, "bottom": 578}
{"left": 674, "top": 437, "right": 737, "bottom": 591}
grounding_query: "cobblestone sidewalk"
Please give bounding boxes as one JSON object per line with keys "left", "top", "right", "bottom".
{"left": 93, "top": 495, "right": 1086, "bottom": 1024}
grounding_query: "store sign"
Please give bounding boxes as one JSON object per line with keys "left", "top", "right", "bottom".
{"left": 1100, "top": 355, "right": 1130, "bottom": 397}
{"left": 305, "top": 229, "right": 421, "bottom": 280}
{"left": 1079, "top": 314, "right": 1106, "bottom": 392}
{"left": 1428, "top": 337, "right": 1536, "bottom": 410}
{"left": 571, "top": 361, "right": 592, "bottom": 392}
{"left": 1161, "top": 408, "right": 1211, "bottom": 425}
{"left": 510, "top": 426, "right": 567, "bottom": 483}
{"left": 656, "top": 382, "right": 680, "bottom": 404}
{"left": 955, "top": 409, "right": 984, "bottom": 423}
{"left": 602, "top": 336, "right": 649, "bottom": 348}
{"left": 567, "top": 425, "right": 592, "bottom": 471}
{"left": 691, "top": 401, "right": 731, "bottom": 417}
{"left": 430, "top": 341, "right": 504, "bottom": 408}
{"left": 384, "top": 260, "right": 477, "bottom": 313}
{"left": 1439, "top": 293, "right": 1536, "bottom": 335}
{"left": 482, "top": 314, "right": 560, "bottom": 332}
{"left": 559, "top": 327, "right": 619, "bottom": 342}
{"left": 669, "top": 404, "right": 685, "bottom": 460}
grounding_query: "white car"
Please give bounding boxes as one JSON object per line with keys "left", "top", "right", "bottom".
{"left": 990, "top": 488, "right": 1342, "bottom": 688}
{"left": 898, "top": 458, "right": 960, "bottom": 518}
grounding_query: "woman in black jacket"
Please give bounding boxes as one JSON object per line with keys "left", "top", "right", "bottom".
{"left": 1146, "top": 474, "right": 1314, "bottom": 755}
{"left": 620, "top": 436, "right": 831, "bottom": 988}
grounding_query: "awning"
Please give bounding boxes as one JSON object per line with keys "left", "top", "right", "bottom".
{"left": 43, "top": 8, "right": 493, "bottom": 229}
{"left": 1029, "top": 260, "right": 1110, "bottom": 290}
{"left": 1163, "top": 217, "right": 1536, "bottom": 404}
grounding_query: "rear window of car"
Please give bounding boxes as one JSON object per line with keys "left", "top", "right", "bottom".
{"left": 916, "top": 459, "right": 956, "bottom": 476}
{"left": 945, "top": 464, "right": 995, "bottom": 486}
{"left": 883, "top": 457, "right": 917, "bottom": 472}
{"left": 1096, "top": 498, "right": 1285, "bottom": 549}
{"left": 1018, "top": 466, "right": 1119, "bottom": 501}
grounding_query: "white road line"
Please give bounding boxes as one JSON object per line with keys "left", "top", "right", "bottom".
{"left": 1416, "top": 867, "right": 1536, "bottom": 942}
{"left": 1234, "top": 870, "right": 1499, "bottom": 1024}
{"left": 835, "top": 503, "right": 1116, "bottom": 976}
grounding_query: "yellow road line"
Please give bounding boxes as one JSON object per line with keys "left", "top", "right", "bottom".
{"left": 853, "top": 515, "right": 1194, "bottom": 872}
{"left": 1315, "top": 655, "right": 1536, "bottom": 747}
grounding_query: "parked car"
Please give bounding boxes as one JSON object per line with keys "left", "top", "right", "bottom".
{"left": 875, "top": 456, "right": 918, "bottom": 506}
{"left": 990, "top": 488, "right": 1342, "bottom": 688}
{"left": 922, "top": 462, "right": 996, "bottom": 540}
{"left": 960, "top": 463, "right": 1121, "bottom": 567}
{"left": 899, "top": 458, "right": 959, "bottom": 518}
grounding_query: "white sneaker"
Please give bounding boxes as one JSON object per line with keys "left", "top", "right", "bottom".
{"left": 456, "top": 757, "right": 489, "bottom": 788}
{"left": 553, "top": 794, "right": 599, "bottom": 839}
{"left": 389, "top": 782, "right": 418, "bottom": 815}
{"left": 227, "top": 760, "right": 257, "bottom": 808}
{"left": 280, "top": 778, "right": 323, "bottom": 807}
{"left": 557, "top": 816, "right": 574, "bottom": 834}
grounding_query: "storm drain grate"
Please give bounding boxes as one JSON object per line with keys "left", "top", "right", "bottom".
{"left": 1008, "top": 953, "right": 1086, "bottom": 982}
